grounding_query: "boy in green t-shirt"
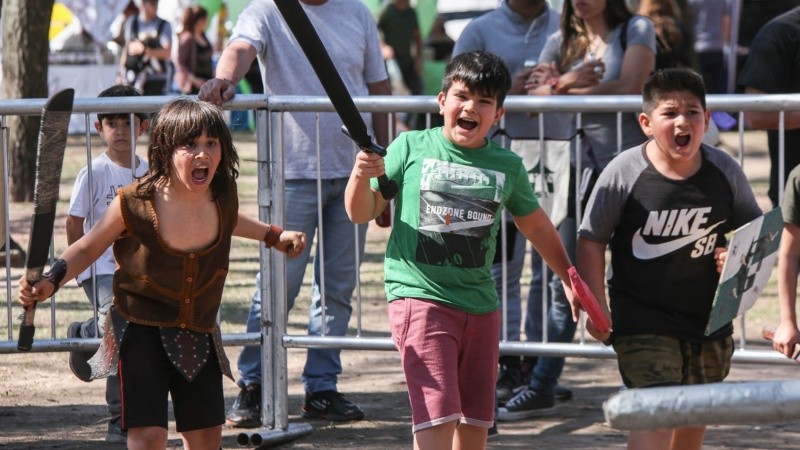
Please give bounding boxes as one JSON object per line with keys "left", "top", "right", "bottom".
{"left": 344, "top": 51, "right": 576, "bottom": 449}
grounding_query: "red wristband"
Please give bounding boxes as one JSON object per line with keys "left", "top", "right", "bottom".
{"left": 263, "top": 224, "right": 283, "bottom": 248}
{"left": 546, "top": 77, "right": 561, "bottom": 95}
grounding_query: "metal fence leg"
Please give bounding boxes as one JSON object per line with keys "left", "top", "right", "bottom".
{"left": 235, "top": 108, "right": 313, "bottom": 448}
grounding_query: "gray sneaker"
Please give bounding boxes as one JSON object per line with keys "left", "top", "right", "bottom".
{"left": 496, "top": 387, "right": 555, "bottom": 421}
{"left": 226, "top": 384, "right": 262, "bottom": 428}
{"left": 106, "top": 417, "right": 126, "bottom": 443}
{"left": 67, "top": 322, "right": 93, "bottom": 382}
{"left": 302, "top": 390, "right": 364, "bottom": 422}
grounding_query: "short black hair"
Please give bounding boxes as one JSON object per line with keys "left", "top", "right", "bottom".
{"left": 441, "top": 51, "right": 511, "bottom": 106}
{"left": 97, "top": 85, "right": 146, "bottom": 123}
{"left": 642, "top": 68, "right": 707, "bottom": 115}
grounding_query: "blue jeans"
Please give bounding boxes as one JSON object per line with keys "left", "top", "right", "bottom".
{"left": 80, "top": 274, "right": 121, "bottom": 419}
{"left": 237, "top": 178, "right": 367, "bottom": 394}
{"left": 529, "top": 217, "right": 578, "bottom": 396}
{"left": 524, "top": 249, "right": 550, "bottom": 342}
{"left": 491, "top": 219, "right": 547, "bottom": 342}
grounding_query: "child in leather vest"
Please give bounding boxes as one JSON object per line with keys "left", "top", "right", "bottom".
{"left": 18, "top": 97, "right": 306, "bottom": 450}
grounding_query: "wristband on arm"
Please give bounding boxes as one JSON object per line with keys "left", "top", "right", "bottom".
{"left": 263, "top": 224, "right": 284, "bottom": 248}
{"left": 546, "top": 77, "right": 562, "bottom": 95}
{"left": 43, "top": 258, "right": 68, "bottom": 295}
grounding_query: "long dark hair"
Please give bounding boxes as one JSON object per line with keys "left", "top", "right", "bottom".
{"left": 638, "top": 0, "right": 683, "bottom": 52}
{"left": 559, "top": 0, "right": 633, "bottom": 72}
{"left": 138, "top": 98, "right": 239, "bottom": 200}
{"left": 181, "top": 5, "right": 208, "bottom": 34}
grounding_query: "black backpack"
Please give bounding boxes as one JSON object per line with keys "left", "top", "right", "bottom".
{"left": 124, "top": 17, "right": 167, "bottom": 73}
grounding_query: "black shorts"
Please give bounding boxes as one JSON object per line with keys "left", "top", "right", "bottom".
{"left": 118, "top": 323, "right": 224, "bottom": 432}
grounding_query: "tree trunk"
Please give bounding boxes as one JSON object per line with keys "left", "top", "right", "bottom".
{"left": 1, "top": 0, "right": 54, "bottom": 201}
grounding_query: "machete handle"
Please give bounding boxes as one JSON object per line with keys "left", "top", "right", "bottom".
{"left": 17, "top": 319, "right": 35, "bottom": 352}
{"left": 18, "top": 302, "right": 37, "bottom": 352}
{"left": 762, "top": 325, "right": 800, "bottom": 361}
{"left": 17, "top": 267, "right": 45, "bottom": 352}
{"left": 341, "top": 126, "right": 398, "bottom": 200}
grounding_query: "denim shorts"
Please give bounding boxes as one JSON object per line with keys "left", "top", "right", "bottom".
{"left": 388, "top": 298, "right": 499, "bottom": 432}
{"left": 613, "top": 334, "right": 734, "bottom": 388}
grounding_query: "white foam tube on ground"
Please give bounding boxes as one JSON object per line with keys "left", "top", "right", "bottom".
{"left": 604, "top": 380, "right": 800, "bottom": 430}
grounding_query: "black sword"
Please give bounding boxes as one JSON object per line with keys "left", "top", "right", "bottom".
{"left": 17, "top": 88, "right": 74, "bottom": 351}
{"left": 273, "top": 0, "right": 398, "bottom": 200}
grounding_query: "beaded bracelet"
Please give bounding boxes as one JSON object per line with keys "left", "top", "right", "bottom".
{"left": 263, "top": 224, "right": 284, "bottom": 248}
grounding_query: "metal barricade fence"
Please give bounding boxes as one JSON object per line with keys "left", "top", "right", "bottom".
{"left": 1, "top": 93, "right": 799, "bottom": 434}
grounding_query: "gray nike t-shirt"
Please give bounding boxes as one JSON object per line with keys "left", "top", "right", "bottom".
{"left": 578, "top": 142, "right": 762, "bottom": 342}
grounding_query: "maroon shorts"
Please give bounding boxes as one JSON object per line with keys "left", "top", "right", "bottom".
{"left": 388, "top": 298, "right": 500, "bottom": 432}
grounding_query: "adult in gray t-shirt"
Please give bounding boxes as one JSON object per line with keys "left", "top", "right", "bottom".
{"left": 453, "top": 0, "right": 565, "bottom": 140}
{"left": 538, "top": 16, "right": 655, "bottom": 171}
{"left": 199, "top": 0, "right": 391, "bottom": 426}
{"left": 495, "top": 3, "right": 655, "bottom": 422}
{"left": 216, "top": 0, "right": 389, "bottom": 179}
{"left": 537, "top": 15, "right": 656, "bottom": 171}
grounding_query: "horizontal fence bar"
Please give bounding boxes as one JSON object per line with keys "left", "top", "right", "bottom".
{"left": 279, "top": 335, "right": 792, "bottom": 365}
{"left": 2, "top": 332, "right": 790, "bottom": 366}
{"left": 3, "top": 93, "right": 800, "bottom": 116}
{"left": 267, "top": 93, "right": 800, "bottom": 114}
{"left": 0, "top": 332, "right": 261, "bottom": 353}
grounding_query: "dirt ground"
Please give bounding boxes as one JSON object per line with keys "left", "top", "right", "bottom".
{"left": 2, "top": 349, "right": 800, "bottom": 449}
{"left": 2, "top": 131, "right": 800, "bottom": 449}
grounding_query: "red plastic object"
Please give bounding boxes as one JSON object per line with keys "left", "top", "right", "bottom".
{"left": 568, "top": 266, "right": 610, "bottom": 333}
{"left": 375, "top": 206, "right": 392, "bottom": 228}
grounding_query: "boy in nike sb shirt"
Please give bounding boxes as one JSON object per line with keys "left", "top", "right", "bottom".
{"left": 576, "top": 68, "right": 762, "bottom": 450}
{"left": 345, "top": 51, "right": 576, "bottom": 449}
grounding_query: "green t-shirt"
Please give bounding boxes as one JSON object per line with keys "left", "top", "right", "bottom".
{"left": 377, "top": 4, "right": 418, "bottom": 63}
{"left": 372, "top": 128, "right": 539, "bottom": 314}
{"left": 782, "top": 164, "right": 800, "bottom": 226}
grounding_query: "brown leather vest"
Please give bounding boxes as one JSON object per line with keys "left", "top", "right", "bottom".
{"left": 112, "top": 181, "right": 238, "bottom": 334}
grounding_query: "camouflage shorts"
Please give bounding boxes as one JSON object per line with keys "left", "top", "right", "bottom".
{"left": 613, "top": 334, "right": 734, "bottom": 388}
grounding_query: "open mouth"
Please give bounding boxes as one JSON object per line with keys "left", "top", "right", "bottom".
{"left": 457, "top": 117, "right": 478, "bottom": 130}
{"left": 192, "top": 166, "right": 209, "bottom": 183}
{"left": 674, "top": 134, "right": 690, "bottom": 147}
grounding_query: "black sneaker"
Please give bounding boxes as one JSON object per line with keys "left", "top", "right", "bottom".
{"left": 67, "top": 322, "right": 93, "bottom": 382}
{"left": 226, "top": 384, "right": 261, "bottom": 428}
{"left": 496, "top": 387, "right": 555, "bottom": 421}
{"left": 495, "top": 357, "right": 523, "bottom": 406}
{"left": 487, "top": 421, "right": 499, "bottom": 440}
{"left": 554, "top": 384, "right": 573, "bottom": 401}
{"left": 106, "top": 417, "right": 126, "bottom": 444}
{"left": 302, "top": 390, "right": 364, "bottom": 422}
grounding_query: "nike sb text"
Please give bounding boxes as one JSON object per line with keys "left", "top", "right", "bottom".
{"left": 643, "top": 207, "right": 711, "bottom": 236}
{"left": 632, "top": 208, "right": 724, "bottom": 260}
